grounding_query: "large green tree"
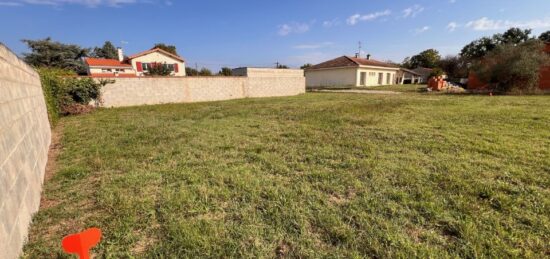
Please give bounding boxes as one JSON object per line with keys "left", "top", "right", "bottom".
{"left": 539, "top": 31, "right": 550, "bottom": 42}
{"left": 405, "top": 49, "right": 441, "bottom": 69}
{"left": 500, "top": 28, "right": 532, "bottom": 44}
{"left": 153, "top": 43, "right": 178, "bottom": 55}
{"left": 22, "top": 37, "right": 89, "bottom": 72}
{"left": 92, "top": 41, "right": 118, "bottom": 59}
{"left": 461, "top": 27, "right": 534, "bottom": 60}
{"left": 473, "top": 40, "right": 550, "bottom": 93}
{"left": 199, "top": 68, "right": 213, "bottom": 76}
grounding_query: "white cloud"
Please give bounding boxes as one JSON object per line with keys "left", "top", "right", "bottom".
{"left": 466, "top": 17, "right": 550, "bottom": 31}
{"left": 278, "top": 22, "right": 310, "bottom": 36}
{"left": 322, "top": 19, "right": 340, "bottom": 28}
{"left": 346, "top": 10, "right": 391, "bottom": 25}
{"left": 414, "top": 26, "right": 430, "bottom": 34}
{"left": 402, "top": 5, "right": 424, "bottom": 18}
{"left": 0, "top": 1, "right": 22, "bottom": 6}
{"left": 447, "top": 22, "right": 458, "bottom": 32}
{"left": 293, "top": 42, "right": 334, "bottom": 50}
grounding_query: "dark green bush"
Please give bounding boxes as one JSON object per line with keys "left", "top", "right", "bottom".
{"left": 37, "top": 68, "right": 114, "bottom": 124}
{"left": 472, "top": 40, "right": 550, "bottom": 93}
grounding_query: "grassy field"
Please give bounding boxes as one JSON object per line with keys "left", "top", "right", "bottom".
{"left": 23, "top": 92, "right": 549, "bottom": 258}
{"left": 364, "top": 84, "right": 427, "bottom": 92}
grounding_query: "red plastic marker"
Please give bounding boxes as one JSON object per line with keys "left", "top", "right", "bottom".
{"left": 62, "top": 228, "right": 102, "bottom": 259}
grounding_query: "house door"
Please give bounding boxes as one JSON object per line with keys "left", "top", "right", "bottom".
{"left": 386, "top": 73, "right": 391, "bottom": 85}
{"left": 378, "top": 73, "right": 383, "bottom": 85}
{"left": 360, "top": 72, "right": 367, "bottom": 86}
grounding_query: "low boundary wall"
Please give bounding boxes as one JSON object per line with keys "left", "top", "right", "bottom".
{"left": 0, "top": 44, "right": 51, "bottom": 259}
{"left": 98, "top": 69, "right": 305, "bottom": 107}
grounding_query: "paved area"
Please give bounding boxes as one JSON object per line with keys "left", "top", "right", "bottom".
{"left": 310, "top": 89, "right": 402, "bottom": 95}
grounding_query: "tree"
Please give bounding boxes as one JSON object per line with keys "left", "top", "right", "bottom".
{"left": 472, "top": 40, "right": 550, "bottom": 93}
{"left": 500, "top": 27, "right": 532, "bottom": 44}
{"left": 22, "top": 37, "right": 89, "bottom": 73}
{"left": 461, "top": 28, "right": 534, "bottom": 61}
{"left": 276, "top": 64, "right": 289, "bottom": 69}
{"left": 300, "top": 63, "right": 312, "bottom": 69}
{"left": 146, "top": 63, "right": 172, "bottom": 76}
{"left": 218, "top": 67, "right": 232, "bottom": 76}
{"left": 199, "top": 68, "right": 213, "bottom": 76}
{"left": 186, "top": 67, "right": 199, "bottom": 76}
{"left": 539, "top": 31, "right": 550, "bottom": 42}
{"left": 92, "top": 41, "right": 118, "bottom": 59}
{"left": 407, "top": 49, "right": 441, "bottom": 68}
{"left": 153, "top": 43, "right": 178, "bottom": 55}
{"left": 437, "top": 55, "right": 468, "bottom": 79}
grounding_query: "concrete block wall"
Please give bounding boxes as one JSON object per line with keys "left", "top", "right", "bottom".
{"left": 0, "top": 44, "right": 52, "bottom": 259}
{"left": 99, "top": 68, "right": 306, "bottom": 108}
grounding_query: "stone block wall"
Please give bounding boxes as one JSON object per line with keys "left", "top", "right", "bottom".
{"left": 0, "top": 44, "right": 51, "bottom": 259}
{"left": 99, "top": 68, "right": 305, "bottom": 107}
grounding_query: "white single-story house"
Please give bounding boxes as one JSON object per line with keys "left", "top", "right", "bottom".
{"left": 84, "top": 48, "right": 186, "bottom": 77}
{"left": 396, "top": 68, "right": 422, "bottom": 84}
{"left": 305, "top": 55, "right": 400, "bottom": 87}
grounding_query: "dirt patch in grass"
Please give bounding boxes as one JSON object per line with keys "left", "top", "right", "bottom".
{"left": 39, "top": 123, "right": 64, "bottom": 210}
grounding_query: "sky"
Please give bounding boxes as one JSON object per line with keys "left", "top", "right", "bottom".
{"left": 1, "top": 0, "right": 549, "bottom": 71}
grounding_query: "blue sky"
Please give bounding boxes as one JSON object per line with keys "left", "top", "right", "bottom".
{"left": 1, "top": 0, "right": 549, "bottom": 70}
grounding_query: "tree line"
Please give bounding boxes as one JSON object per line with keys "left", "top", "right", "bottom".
{"left": 400, "top": 28, "right": 550, "bottom": 92}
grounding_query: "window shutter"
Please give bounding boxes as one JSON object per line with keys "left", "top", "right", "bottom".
{"left": 174, "top": 64, "right": 179, "bottom": 73}
{"left": 136, "top": 62, "right": 143, "bottom": 72}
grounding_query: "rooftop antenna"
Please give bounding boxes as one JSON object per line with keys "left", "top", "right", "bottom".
{"left": 358, "top": 41, "right": 362, "bottom": 58}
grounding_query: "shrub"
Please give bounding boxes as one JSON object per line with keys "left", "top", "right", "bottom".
{"left": 429, "top": 68, "right": 445, "bottom": 79}
{"left": 146, "top": 63, "right": 173, "bottom": 76}
{"left": 37, "top": 68, "right": 75, "bottom": 125}
{"left": 37, "top": 67, "right": 114, "bottom": 123}
{"left": 472, "top": 40, "right": 550, "bottom": 93}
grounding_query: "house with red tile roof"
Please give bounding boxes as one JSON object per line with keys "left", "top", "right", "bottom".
{"left": 304, "top": 55, "right": 400, "bottom": 87}
{"left": 84, "top": 47, "right": 186, "bottom": 77}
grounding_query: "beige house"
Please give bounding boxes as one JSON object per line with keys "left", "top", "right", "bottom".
{"left": 305, "top": 56, "right": 400, "bottom": 87}
{"left": 84, "top": 47, "right": 186, "bottom": 77}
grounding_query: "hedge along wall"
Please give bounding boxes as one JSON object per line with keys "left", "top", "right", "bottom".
{"left": 97, "top": 68, "right": 306, "bottom": 108}
{"left": 0, "top": 44, "right": 52, "bottom": 259}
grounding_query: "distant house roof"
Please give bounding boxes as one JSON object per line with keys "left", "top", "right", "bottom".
{"left": 412, "top": 67, "right": 434, "bottom": 76}
{"left": 400, "top": 68, "right": 422, "bottom": 76}
{"left": 85, "top": 58, "right": 132, "bottom": 68}
{"left": 307, "top": 56, "right": 399, "bottom": 70}
{"left": 128, "top": 48, "right": 185, "bottom": 62}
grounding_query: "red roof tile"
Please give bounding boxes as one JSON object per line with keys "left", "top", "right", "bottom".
{"left": 85, "top": 58, "right": 132, "bottom": 68}
{"left": 307, "top": 56, "right": 398, "bottom": 70}
{"left": 128, "top": 48, "right": 185, "bottom": 62}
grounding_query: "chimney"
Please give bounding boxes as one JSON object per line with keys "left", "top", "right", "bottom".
{"left": 355, "top": 53, "right": 360, "bottom": 58}
{"left": 366, "top": 54, "right": 371, "bottom": 60}
{"left": 117, "top": 47, "right": 124, "bottom": 62}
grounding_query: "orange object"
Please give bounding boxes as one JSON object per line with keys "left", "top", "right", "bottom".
{"left": 428, "top": 76, "right": 445, "bottom": 91}
{"left": 62, "top": 228, "right": 102, "bottom": 259}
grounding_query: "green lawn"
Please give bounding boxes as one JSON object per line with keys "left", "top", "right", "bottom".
{"left": 364, "top": 84, "right": 427, "bottom": 92}
{"left": 23, "top": 93, "right": 550, "bottom": 258}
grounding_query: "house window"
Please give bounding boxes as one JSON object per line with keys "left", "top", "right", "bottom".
{"left": 116, "top": 69, "right": 125, "bottom": 72}
{"left": 164, "top": 64, "right": 175, "bottom": 71}
{"left": 141, "top": 63, "right": 149, "bottom": 71}
{"left": 101, "top": 69, "right": 112, "bottom": 73}
{"left": 369, "top": 72, "right": 376, "bottom": 76}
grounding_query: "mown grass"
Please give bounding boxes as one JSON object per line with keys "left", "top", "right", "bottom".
{"left": 365, "top": 84, "right": 427, "bottom": 92}
{"left": 23, "top": 93, "right": 550, "bottom": 258}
